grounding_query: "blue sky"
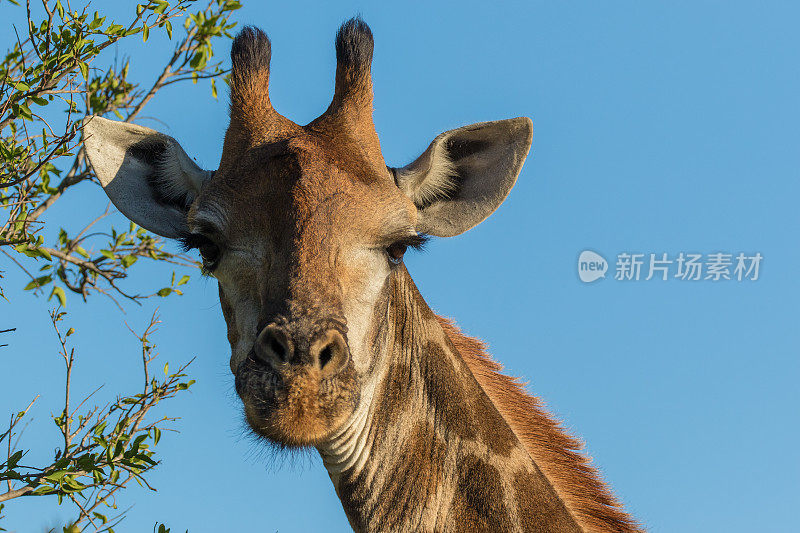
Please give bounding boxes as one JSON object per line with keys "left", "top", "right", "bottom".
{"left": 2, "top": 1, "right": 798, "bottom": 531}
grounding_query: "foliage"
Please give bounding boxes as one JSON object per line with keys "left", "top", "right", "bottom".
{"left": 0, "top": 0, "right": 240, "bottom": 306}
{"left": 1, "top": 311, "right": 194, "bottom": 532}
{"left": 0, "top": 0, "right": 241, "bottom": 530}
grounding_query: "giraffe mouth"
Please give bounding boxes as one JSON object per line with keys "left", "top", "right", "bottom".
{"left": 234, "top": 349, "right": 361, "bottom": 446}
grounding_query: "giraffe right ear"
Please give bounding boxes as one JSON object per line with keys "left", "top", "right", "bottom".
{"left": 392, "top": 117, "right": 532, "bottom": 238}
{"left": 82, "top": 116, "right": 212, "bottom": 238}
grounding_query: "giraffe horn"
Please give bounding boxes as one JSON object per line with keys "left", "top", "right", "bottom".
{"left": 313, "top": 17, "right": 381, "bottom": 150}
{"left": 331, "top": 17, "right": 374, "bottom": 113}
{"left": 229, "top": 26, "right": 278, "bottom": 136}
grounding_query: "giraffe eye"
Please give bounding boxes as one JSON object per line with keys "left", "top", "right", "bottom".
{"left": 386, "top": 242, "right": 408, "bottom": 265}
{"left": 199, "top": 240, "right": 221, "bottom": 269}
{"left": 181, "top": 233, "right": 221, "bottom": 271}
{"left": 384, "top": 234, "right": 430, "bottom": 265}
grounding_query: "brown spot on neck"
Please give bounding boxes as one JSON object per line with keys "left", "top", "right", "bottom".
{"left": 449, "top": 454, "right": 512, "bottom": 532}
{"left": 421, "top": 340, "right": 518, "bottom": 456}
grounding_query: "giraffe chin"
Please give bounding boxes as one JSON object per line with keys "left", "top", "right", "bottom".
{"left": 235, "top": 358, "right": 360, "bottom": 447}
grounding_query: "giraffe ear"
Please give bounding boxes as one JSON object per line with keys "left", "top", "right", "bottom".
{"left": 82, "top": 116, "right": 212, "bottom": 238}
{"left": 392, "top": 117, "right": 532, "bottom": 237}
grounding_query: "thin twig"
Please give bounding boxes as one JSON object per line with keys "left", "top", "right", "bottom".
{"left": 0, "top": 248, "right": 45, "bottom": 295}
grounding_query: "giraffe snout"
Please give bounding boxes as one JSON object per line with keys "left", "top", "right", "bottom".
{"left": 254, "top": 323, "right": 350, "bottom": 378}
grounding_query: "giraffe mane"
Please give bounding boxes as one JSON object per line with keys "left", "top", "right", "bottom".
{"left": 436, "top": 316, "right": 642, "bottom": 533}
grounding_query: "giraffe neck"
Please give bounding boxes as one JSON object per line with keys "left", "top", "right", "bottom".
{"left": 316, "top": 269, "right": 583, "bottom": 533}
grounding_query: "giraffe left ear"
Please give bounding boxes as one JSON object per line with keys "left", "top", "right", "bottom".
{"left": 391, "top": 117, "right": 532, "bottom": 237}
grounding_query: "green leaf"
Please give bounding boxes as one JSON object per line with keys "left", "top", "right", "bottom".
{"left": 88, "top": 12, "right": 103, "bottom": 30}
{"left": 49, "top": 286, "right": 67, "bottom": 307}
{"left": 12, "top": 103, "right": 33, "bottom": 121}
{"left": 74, "top": 245, "right": 90, "bottom": 258}
{"left": 24, "top": 275, "right": 51, "bottom": 290}
{"left": 142, "top": 24, "right": 149, "bottom": 42}
{"left": 44, "top": 469, "right": 68, "bottom": 482}
{"left": 163, "top": 362, "right": 169, "bottom": 376}
{"left": 156, "top": 287, "right": 172, "bottom": 297}
{"left": 62, "top": 477, "right": 86, "bottom": 492}
{"left": 153, "top": 0, "right": 169, "bottom": 15}
{"left": 15, "top": 244, "right": 41, "bottom": 258}
{"left": 137, "top": 453, "right": 157, "bottom": 466}
{"left": 189, "top": 50, "right": 206, "bottom": 70}
{"left": 176, "top": 379, "right": 195, "bottom": 390}
{"left": 121, "top": 255, "right": 138, "bottom": 267}
{"left": 177, "top": 275, "right": 190, "bottom": 286}
{"left": 79, "top": 61, "right": 88, "bottom": 81}
{"left": 7, "top": 450, "right": 23, "bottom": 468}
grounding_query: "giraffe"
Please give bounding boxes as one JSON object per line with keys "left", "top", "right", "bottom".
{"left": 82, "top": 18, "right": 640, "bottom": 532}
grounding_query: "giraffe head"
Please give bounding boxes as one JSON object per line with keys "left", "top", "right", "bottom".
{"left": 83, "top": 19, "right": 532, "bottom": 447}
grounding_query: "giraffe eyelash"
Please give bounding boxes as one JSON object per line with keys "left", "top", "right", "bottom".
{"left": 178, "top": 232, "right": 211, "bottom": 252}
{"left": 179, "top": 232, "right": 222, "bottom": 274}
{"left": 391, "top": 233, "right": 430, "bottom": 251}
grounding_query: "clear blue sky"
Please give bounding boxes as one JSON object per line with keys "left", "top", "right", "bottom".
{"left": 2, "top": 1, "right": 798, "bottom": 531}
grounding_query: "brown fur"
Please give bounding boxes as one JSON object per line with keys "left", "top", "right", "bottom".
{"left": 437, "top": 316, "right": 642, "bottom": 532}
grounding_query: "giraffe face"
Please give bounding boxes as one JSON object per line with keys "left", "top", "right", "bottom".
{"left": 190, "top": 133, "right": 419, "bottom": 446}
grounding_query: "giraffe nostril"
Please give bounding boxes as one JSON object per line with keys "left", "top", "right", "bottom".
{"left": 319, "top": 345, "right": 333, "bottom": 368}
{"left": 255, "top": 325, "right": 293, "bottom": 367}
{"left": 269, "top": 336, "right": 287, "bottom": 361}
{"left": 310, "top": 329, "right": 350, "bottom": 377}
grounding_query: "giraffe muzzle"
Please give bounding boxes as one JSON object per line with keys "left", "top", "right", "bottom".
{"left": 254, "top": 323, "right": 351, "bottom": 379}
